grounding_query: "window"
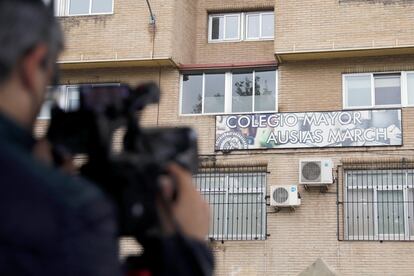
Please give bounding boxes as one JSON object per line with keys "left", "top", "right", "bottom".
{"left": 406, "top": 72, "right": 414, "bottom": 106}
{"left": 343, "top": 169, "right": 414, "bottom": 241}
{"left": 38, "top": 85, "right": 80, "bottom": 119}
{"left": 232, "top": 71, "right": 253, "bottom": 112}
{"left": 194, "top": 166, "right": 267, "bottom": 240}
{"left": 38, "top": 88, "right": 55, "bottom": 119}
{"left": 180, "top": 69, "right": 277, "bottom": 115}
{"left": 181, "top": 75, "right": 203, "bottom": 114}
{"left": 255, "top": 70, "right": 277, "bottom": 111}
{"left": 38, "top": 83, "right": 119, "bottom": 119}
{"left": 374, "top": 74, "right": 401, "bottom": 106}
{"left": 54, "top": 0, "right": 61, "bottom": 16}
{"left": 54, "top": 0, "right": 113, "bottom": 16}
{"left": 209, "top": 14, "right": 241, "bottom": 41}
{"left": 205, "top": 73, "right": 226, "bottom": 113}
{"left": 246, "top": 14, "right": 260, "bottom": 39}
{"left": 342, "top": 72, "right": 414, "bottom": 109}
{"left": 66, "top": 86, "right": 80, "bottom": 111}
{"left": 344, "top": 75, "right": 372, "bottom": 108}
{"left": 246, "top": 12, "right": 274, "bottom": 40}
{"left": 208, "top": 12, "right": 274, "bottom": 42}
{"left": 69, "top": 0, "right": 90, "bottom": 15}
{"left": 210, "top": 16, "right": 224, "bottom": 40}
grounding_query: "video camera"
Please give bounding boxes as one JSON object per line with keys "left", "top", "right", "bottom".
{"left": 47, "top": 83, "right": 199, "bottom": 244}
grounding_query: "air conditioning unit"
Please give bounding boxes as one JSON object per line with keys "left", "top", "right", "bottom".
{"left": 270, "top": 185, "right": 301, "bottom": 207}
{"left": 299, "top": 159, "right": 333, "bottom": 185}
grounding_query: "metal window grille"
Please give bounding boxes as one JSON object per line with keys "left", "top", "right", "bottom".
{"left": 194, "top": 164, "right": 267, "bottom": 241}
{"left": 338, "top": 161, "right": 414, "bottom": 241}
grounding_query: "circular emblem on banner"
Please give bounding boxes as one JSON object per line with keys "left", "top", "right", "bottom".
{"left": 216, "top": 132, "right": 248, "bottom": 150}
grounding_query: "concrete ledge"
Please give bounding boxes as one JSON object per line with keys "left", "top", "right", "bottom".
{"left": 276, "top": 46, "right": 414, "bottom": 63}
{"left": 58, "top": 57, "right": 177, "bottom": 70}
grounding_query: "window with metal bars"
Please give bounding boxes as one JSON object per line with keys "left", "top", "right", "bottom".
{"left": 339, "top": 163, "right": 414, "bottom": 241}
{"left": 194, "top": 165, "right": 267, "bottom": 241}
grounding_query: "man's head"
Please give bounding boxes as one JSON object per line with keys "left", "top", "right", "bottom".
{"left": 0, "top": 0, "right": 63, "bottom": 129}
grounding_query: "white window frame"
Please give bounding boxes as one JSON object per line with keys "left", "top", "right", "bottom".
{"left": 208, "top": 11, "right": 274, "bottom": 43}
{"left": 38, "top": 83, "right": 120, "bottom": 119}
{"left": 208, "top": 13, "right": 242, "bottom": 43}
{"left": 38, "top": 86, "right": 65, "bottom": 119}
{"left": 38, "top": 99, "right": 54, "bottom": 120}
{"left": 402, "top": 71, "right": 414, "bottom": 108}
{"left": 342, "top": 73, "right": 374, "bottom": 110}
{"left": 344, "top": 170, "right": 414, "bottom": 241}
{"left": 64, "top": 85, "right": 81, "bottom": 110}
{"left": 62, "top": 83, "right": 120, "bottom": 109}
{"left": 179, "top": 69, "right": 278, "bottom": 116}
{"left": 342, "top": 72, "right": 408, "bottom": 110}
{"left": 197, "top": 173, "right": 267, "bottom": 241}
{"left": 245, "top": 12, "right": 275, "bottom": 41}
{"left": 55, "top": 0, "right": 114, "bottom": 17}
{"left": 54, "top": 0, "right": 61, "bottom": 16}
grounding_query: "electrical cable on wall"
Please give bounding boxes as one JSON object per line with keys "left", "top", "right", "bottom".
{"left": 144, "top": 0, "right": 156, "bottom": 59}
{"left": 145, "top": 0, "right": 156, "bottom": 25}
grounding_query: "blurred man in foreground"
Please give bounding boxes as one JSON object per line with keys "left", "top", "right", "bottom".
{"left": 0, "top": 0, "right": 211, "bottom": 275}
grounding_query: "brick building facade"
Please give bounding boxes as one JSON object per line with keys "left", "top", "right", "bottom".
{"left": 38, "top": 0, "right": 414, "bottom": 275}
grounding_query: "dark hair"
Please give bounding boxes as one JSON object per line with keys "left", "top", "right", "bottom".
{"left": 0, "top": 0, "right": 63, "bottom": 83}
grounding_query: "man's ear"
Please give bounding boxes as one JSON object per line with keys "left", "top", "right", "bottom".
{"left": 20, "top": 44, "right": 49, "bottom": 92}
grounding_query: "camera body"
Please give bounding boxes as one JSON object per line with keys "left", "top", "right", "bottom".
{"left": 47, "top": 83, "right": 198, "bottom": 243}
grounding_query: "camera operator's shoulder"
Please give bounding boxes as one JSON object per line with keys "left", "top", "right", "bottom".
{"left": 0, "top": 142, "right": 114, "bottom": 223}
{"left": 0, "top": 146, "right": 120, "bottom": 275}
{"left": 37, "top": 163, "right": 115, "bottom": 223}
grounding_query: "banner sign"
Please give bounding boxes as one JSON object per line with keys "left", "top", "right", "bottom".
{"left": 215, "top": 109, "right": 402, "bottom": 151}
